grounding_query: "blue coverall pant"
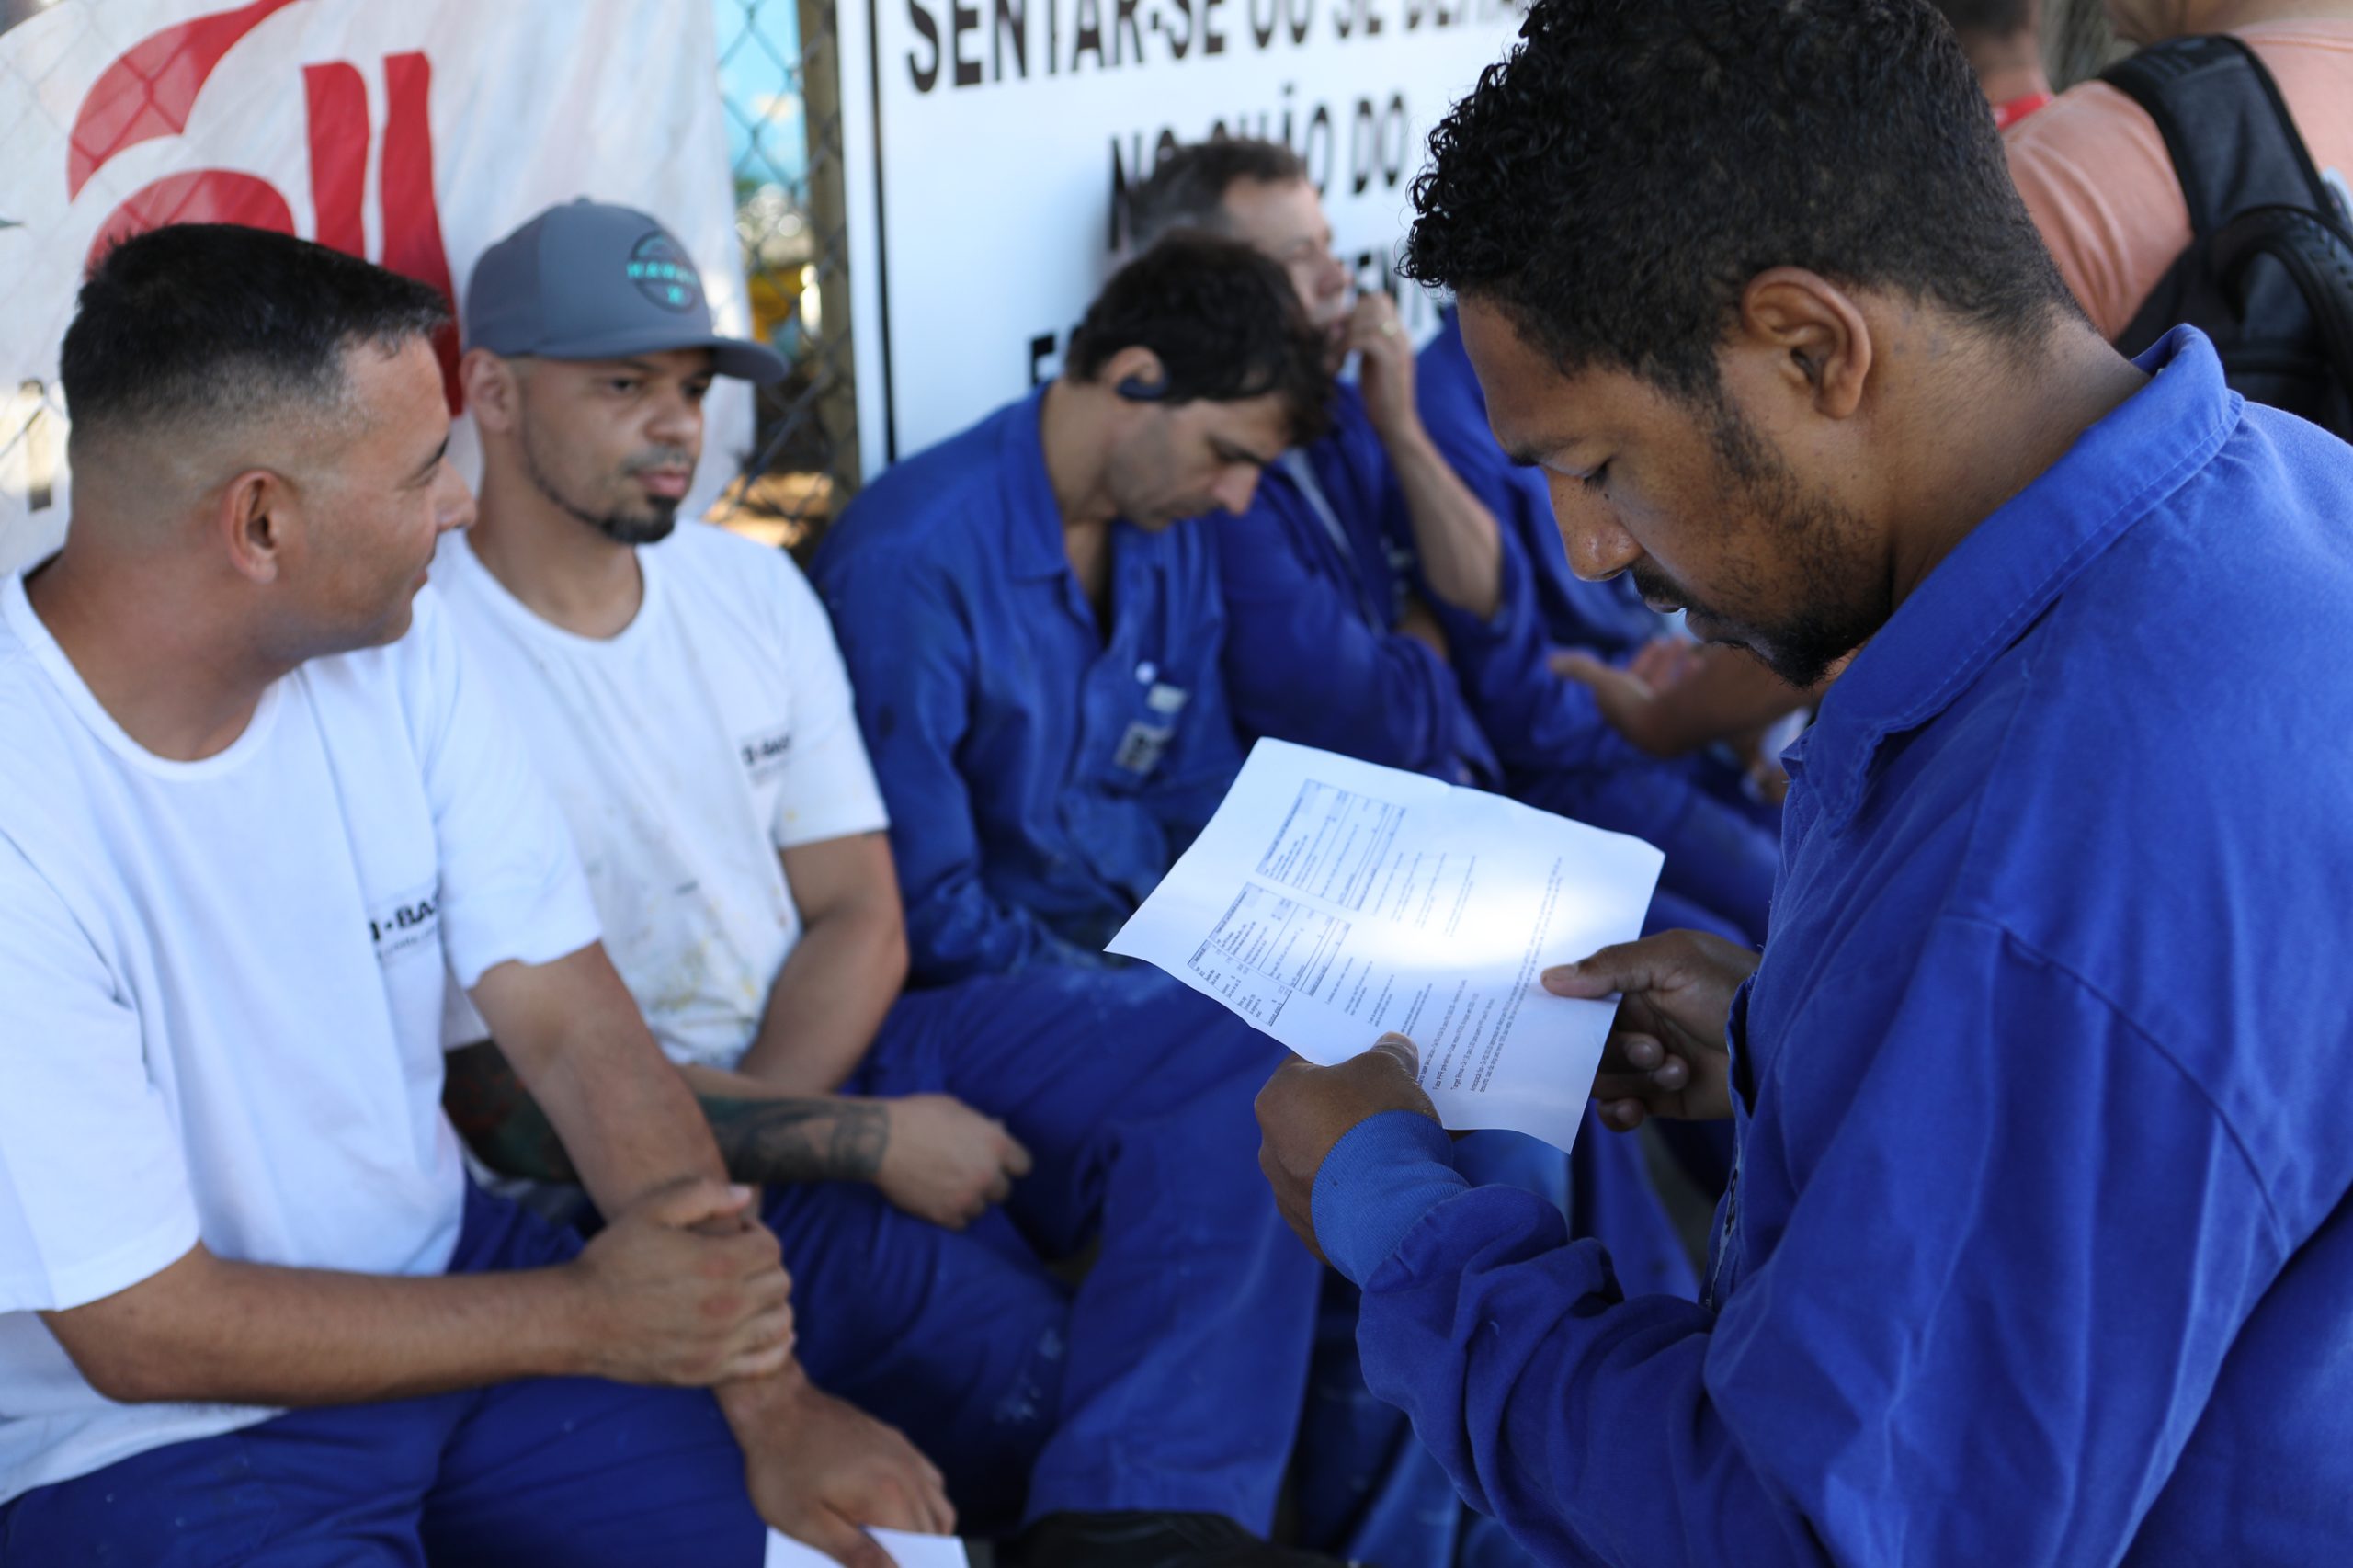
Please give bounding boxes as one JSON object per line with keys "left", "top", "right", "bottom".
{"left": 769, "top": 962, "right": 1319, "bottom": 1535}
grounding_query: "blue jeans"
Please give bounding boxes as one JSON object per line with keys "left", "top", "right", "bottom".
{"left": 0, "top": 1186, "right": 764, "bottom": 1568}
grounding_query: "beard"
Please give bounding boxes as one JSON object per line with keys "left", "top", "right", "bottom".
{"left": 586, "top": 496, "right": 680, "bottom": 547}
{"left": 518, "top": 415, "right": 686, "bottom": 546}
{"left": 1640, "top": 403, "right": 1880, "bottom": 689}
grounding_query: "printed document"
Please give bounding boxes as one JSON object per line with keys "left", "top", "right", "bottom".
{"left": 767, "top": 1528, "right": 967, "bottom": 1566}
{"left": 1108, "top": 739, "right": 1664, "bottom": 1153}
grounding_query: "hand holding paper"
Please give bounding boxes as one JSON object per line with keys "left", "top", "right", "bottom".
{"left": 1254, "top": 1032, "right": 1440, "bottom": 1263}
{"left": 1108, "top": 740, "right": 1665, "bottom": 1153}
{"left": 1544, "top": 926, "right": 1757, "bottom": 1132}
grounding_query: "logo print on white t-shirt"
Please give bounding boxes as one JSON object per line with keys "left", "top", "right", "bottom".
{"left": 738, "top": 722, "right": 795, "bottom": 785}
{"left": 368, "top": 882, "right": 441, "bottom": 965}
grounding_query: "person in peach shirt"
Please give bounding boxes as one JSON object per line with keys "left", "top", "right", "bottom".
{"left": 2006, "top": 0, "right": 2353, "bottom": 342}
{"left": 1936, "top": 0, "right": 2057, "bottom": 129}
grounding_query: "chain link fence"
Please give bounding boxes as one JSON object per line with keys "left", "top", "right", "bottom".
{"left": 0, "top": 0, "right": 862, "bottom": 566}
{"left": 710, "top": 0, "right": 860, "bottom": 562}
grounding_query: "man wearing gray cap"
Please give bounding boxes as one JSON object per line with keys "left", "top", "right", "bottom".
{"left": 435, "top": 202, "right": 1335, "bottom": 1565}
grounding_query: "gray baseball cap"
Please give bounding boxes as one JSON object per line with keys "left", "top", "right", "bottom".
{"left": 463, "top": 199, "right": 787, "bottom": 383}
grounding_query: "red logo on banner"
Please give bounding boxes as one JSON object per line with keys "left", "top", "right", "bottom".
{"left": 68, "top": 0, "right": 463, "bottom": 410}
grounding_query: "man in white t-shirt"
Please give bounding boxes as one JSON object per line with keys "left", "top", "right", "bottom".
{"left": 432, "top": 202, "right": 1331, "bottom": 1566}
{"left": 0, "top": 223, "right": 950, "bottom": 1568}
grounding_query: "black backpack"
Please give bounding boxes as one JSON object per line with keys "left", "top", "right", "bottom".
{"left": 2100, "top": 34, "right": 2353, "bottom": 438}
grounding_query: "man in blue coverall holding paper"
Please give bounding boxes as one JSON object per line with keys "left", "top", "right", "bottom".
{"left": 1257, "top": 1, "right": 2353, "bottom": 1562}
{"left": 1127, "top": 150, "right": 1709, "bottom": 1568}
{"left": 1127, "top": 141, "right": 1782, "bottom": 949}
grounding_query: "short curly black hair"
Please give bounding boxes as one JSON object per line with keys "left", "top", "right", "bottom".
{"left": 1068, "top": 231, "right": 1332, "bottom": 445}
{"left": 1402, "top": 0, "right": 2073, "bottom": 403}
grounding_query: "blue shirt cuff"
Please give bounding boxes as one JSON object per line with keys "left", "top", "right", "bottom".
{"left": 1311, "top": 1110, "right": 1469, "bottom": 1286}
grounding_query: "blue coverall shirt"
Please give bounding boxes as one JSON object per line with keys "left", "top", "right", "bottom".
{"left": 813, "top": 388, "right": 1244, "bottom": 984}
{"left": 1416, "top": 307, "right": 1664, "bottom": 659}
{"left": 1212, "top": 381, "right": 1501, "bottom": 783}
{"left": 1309, "top": 329, "right": 2353, "bottom": 1565}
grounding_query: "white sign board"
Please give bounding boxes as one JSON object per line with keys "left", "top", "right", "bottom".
{"left": 0, "top": 0, "right": 752, "bottom": 575}
{"left": 835, "top": 0, "right": 1526, "bottom": 474}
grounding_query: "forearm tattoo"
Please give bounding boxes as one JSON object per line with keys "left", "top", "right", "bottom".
{"left": 443, "top": 1041, "right": 579, "bottom": 1183}
{"left": 703, "top": 1095, "right": 889, "bottom": 1183}
{"left": 441, "top": 1041, "right": 891, "bottom": 1187}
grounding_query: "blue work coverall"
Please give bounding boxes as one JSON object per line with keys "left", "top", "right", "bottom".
{"left": 1416, "top": 308, "right": 1665, "bottom": 659}
{"left": 816, "top": 388, "right": 1243, "bottom": 984}
{"left": 813, "top": 388, "right": 1320, "bottom": 1534}
{"left": 1213, "top": 381, "right": 1498, "bottom": 783}
{"left": 1309, "top": 330, "right": 2353, "bottom": 1565}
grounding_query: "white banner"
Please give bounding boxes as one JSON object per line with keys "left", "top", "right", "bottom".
{"left": 835, "top": 0, "right": 1526, "bottom": 476}
{"left": 0, "top": 0, "right": 751, "bottom": 575}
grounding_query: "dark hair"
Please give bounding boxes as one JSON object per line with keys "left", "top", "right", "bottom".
{"left": 62, "top": 222, "right": 449, "bottom": 443}
{"left": 1932, "top": 0, "right": 2034, "bottom": 38}
{"left": 1128, "top": 137, "right": 1310, "bottom": 251}
{"left": 1402, "top": 0, "right": 2075, "bottom": 403}
{"left": 1068, "top": 231, "right": 1331, "bottom": 444}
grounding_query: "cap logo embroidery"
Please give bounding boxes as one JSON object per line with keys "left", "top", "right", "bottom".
{"left": 625, "top": 231, "right": 703, "bottom": 313}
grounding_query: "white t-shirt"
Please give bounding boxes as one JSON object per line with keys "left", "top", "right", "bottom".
{"left": 432, "top": 524, "right": 888, "bottom": 1072}
{"left": 0, "top": 574, "right": 599, "bottom": 1504}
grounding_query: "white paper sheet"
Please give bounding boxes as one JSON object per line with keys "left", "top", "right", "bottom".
{"left": 1108, "top": 739, "right": 1665, "bottom": 1153}
{"left": 766, "top": 1528, "right": 969, "bottom": 1567}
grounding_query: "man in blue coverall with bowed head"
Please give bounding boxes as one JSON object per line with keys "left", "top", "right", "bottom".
{"left": 811, "top": 235, "right": 1347, "bottom": 1564}
{"left": 1125, "top": 141, "right": 1782, "bottom": 949}
{"left": 816, "top": 233, "right": 1323, "bottom": 986}
{"left": 1258, "top": 1, "right": 2353, "bottom": 1562}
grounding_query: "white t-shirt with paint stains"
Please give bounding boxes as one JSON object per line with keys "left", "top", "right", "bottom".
{"left": 434, "top": 523, "right": 889, "bottom": 1071}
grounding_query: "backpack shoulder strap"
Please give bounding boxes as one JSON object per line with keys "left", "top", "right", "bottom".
{"left": 2100, "top": 34, "right": 2337, "bottom": 241}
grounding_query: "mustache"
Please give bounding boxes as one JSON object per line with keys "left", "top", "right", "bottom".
{"left": 1628, "top": 561, "right": 1692, "bottom": 611}
{"left": 621, "top": 447, "right": 697, "bottom": 475}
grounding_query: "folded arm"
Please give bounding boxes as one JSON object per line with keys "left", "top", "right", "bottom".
{"left": 446, "top": 1040, "right": 888, "bottom": 1188}
{"left": 446, "top": 1043, "right": 1031, "bottom": 1233}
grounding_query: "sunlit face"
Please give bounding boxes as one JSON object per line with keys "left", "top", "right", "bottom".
{"left": 1103, "top": 391, "right": 1292, "bottom": 529}
{"left": 287, "top": 336, "right": 472, "bottom": 651}
{"left": 512, "top": 349, "right": 716, "bottom": 544}
{"left": 1220, "top": 176, "right": 1355, "bottom": 367}
{"left": 1459, "top": 296, "right": 1881, "bottom": 687}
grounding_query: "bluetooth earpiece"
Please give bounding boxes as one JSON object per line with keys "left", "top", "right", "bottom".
{"left": 1115, "top": 374, "right": 1169, "bottom": 403}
